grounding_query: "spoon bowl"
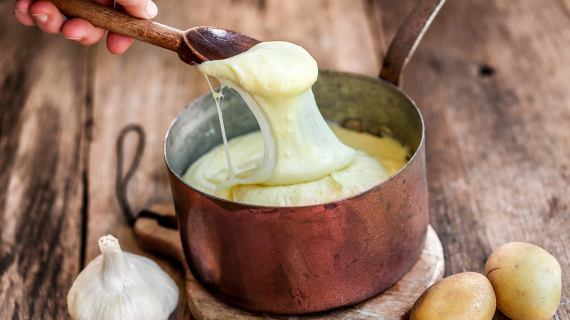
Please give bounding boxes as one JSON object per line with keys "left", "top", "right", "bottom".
{"left": 179, "top": 27, "right": 260, "bottom": 65}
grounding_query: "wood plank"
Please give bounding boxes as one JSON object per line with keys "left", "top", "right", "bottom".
{"left": 402, "top": 0, "right": 570, "bottom": 318}
{"left": 6, "top": 0, "right": 570, "bottom": 319}
{"left": 0, "top": 5, "right": 88, "bottom": 319}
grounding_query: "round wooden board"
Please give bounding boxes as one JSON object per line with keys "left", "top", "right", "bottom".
{"left": 185, "top": 226, "right": 443, "bottom": 320}
{"left": 133, "top": 207, "right": 444, "bottom": 320}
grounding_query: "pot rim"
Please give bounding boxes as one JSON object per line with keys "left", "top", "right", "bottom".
{"left": 164, "top": 69, "right": 425, "bottom": 210}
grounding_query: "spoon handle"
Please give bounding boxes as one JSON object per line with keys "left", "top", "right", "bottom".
{"left": 48, "top": 0, "right": 183, "bottom": 52}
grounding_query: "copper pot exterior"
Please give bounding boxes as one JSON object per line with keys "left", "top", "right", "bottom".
{"left": 165, "top": 70, "right": 428, "bottom": 314}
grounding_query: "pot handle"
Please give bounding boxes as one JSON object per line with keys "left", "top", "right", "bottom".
{"left": 379, "top": 0, "right": 447, "bottom": 87}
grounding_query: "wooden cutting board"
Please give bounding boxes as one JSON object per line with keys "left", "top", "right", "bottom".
{"left": 134, "top": 203, "right": 444, "bottom": 320}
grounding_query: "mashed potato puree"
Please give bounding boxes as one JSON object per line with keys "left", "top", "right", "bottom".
{"left": 182, "top": 41, "right": 409, "bottom": 206}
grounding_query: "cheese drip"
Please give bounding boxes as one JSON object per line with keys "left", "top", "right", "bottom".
{"left": 183, "top": 41, "right": 409, "bottom": 206}
{"left": 197, "top": 42, "right": 355, "bottom": 197}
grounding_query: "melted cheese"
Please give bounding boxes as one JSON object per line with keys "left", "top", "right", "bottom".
{"left": 182, "top": 41, "right": 409, "bottom": 206}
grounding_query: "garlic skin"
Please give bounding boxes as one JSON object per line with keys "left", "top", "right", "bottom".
{"left": 67, "top": 235, "right": 179, "bottom": 320}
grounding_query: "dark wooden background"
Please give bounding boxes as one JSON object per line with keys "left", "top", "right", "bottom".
{"left": 1, "top": 0, "right": 569, "bottom": 319}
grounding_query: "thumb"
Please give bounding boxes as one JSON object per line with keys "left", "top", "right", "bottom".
{"left": 117, "top": 0, "right": 158, "bottom": 19}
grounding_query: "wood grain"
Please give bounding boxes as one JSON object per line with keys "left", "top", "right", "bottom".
{"left": 1, "top": 0, "right": 570, "bottom": 319}
{"left": 403, "top": 0, "right": 570, "bottom": 318}
{"left": 0, "top": 3, "right": 88, "bottom": 318}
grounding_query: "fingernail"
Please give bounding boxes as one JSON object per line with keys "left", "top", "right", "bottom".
{"left": 31, "top": 13, "right": 48, "bottom": 23}
{"left": 18, "top": 9, "right": 28, "bottom": 15}
{"left": 65, "top": 37, "right": 83, "bottom": 41}
{"left": 145, "top": 1, "right": 158, "bottom": 19}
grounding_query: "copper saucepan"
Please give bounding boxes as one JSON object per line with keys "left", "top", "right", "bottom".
{"left": 164, "top": 0, "right": 446, "bottom": 314}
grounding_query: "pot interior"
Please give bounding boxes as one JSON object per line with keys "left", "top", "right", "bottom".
{"left": 165, "top": 70, "right": 424, "bottom": 180}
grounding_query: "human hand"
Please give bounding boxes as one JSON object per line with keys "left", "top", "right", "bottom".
{"left": 13, "top": 0, "right": 158, "bottom": 54}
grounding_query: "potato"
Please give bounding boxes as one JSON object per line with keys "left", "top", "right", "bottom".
{"left": 410, "top": 272, "right": 496, "bottom": 320}
{"left": 485, "top": 242, "right": 561, "bottom": 320}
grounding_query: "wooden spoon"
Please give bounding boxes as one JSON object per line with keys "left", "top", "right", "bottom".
{"left": 48, "top": 0, "right": 260, "bottom": 65}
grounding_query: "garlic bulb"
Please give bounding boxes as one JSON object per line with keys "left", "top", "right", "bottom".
{"left": 67, "top": 235, "right": 179, "bottom": 320}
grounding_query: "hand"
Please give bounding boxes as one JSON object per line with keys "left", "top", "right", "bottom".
{"left": 13, "top": 0, "right": 158, "bottom": 54}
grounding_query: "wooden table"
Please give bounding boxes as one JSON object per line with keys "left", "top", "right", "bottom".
{"left": 1, "top": 0, "right": 568, "bottom": 319}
